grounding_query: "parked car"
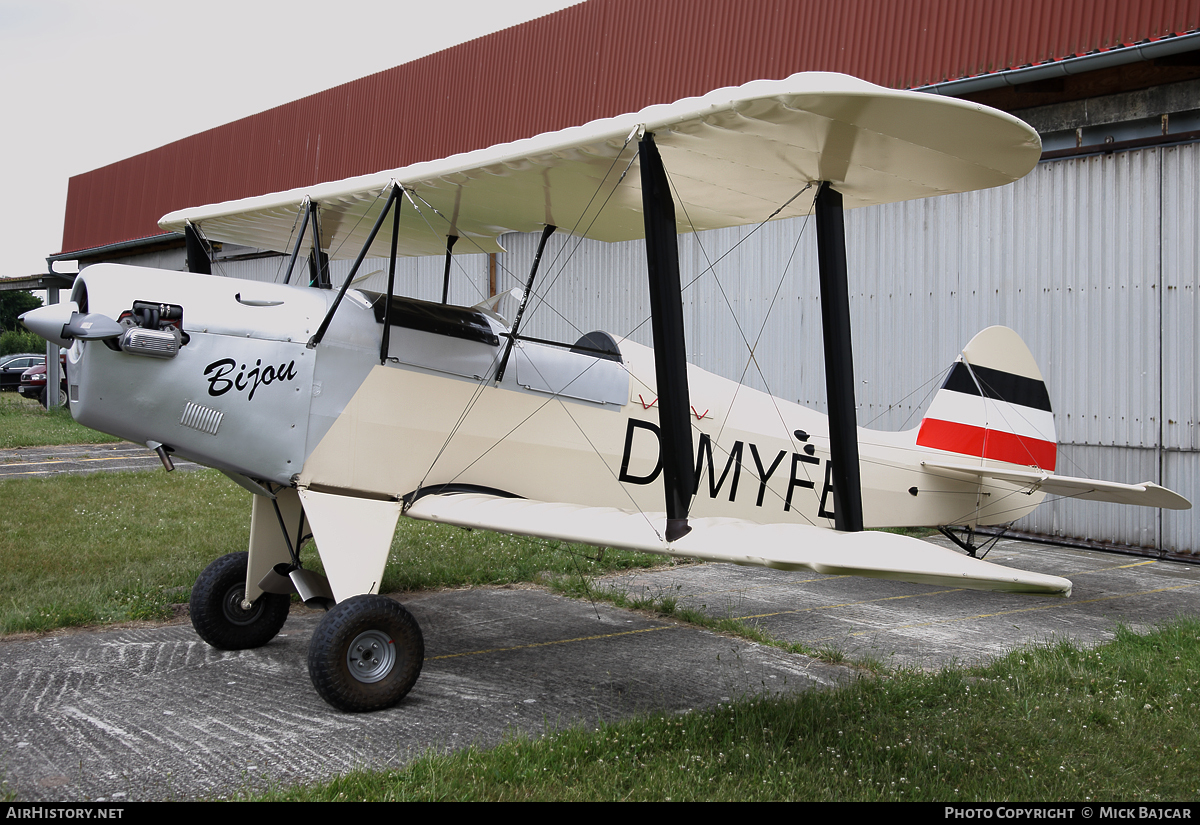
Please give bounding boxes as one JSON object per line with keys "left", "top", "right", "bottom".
{"left": 19, "top": 353, "right": 67, "bottom": 407}
{"left": 0, "top": 353, "right": 44, "bottom": 391}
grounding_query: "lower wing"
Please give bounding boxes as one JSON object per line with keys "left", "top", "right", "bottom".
{"left": 404, "top": 493, "right": 1072, "bottom": 596}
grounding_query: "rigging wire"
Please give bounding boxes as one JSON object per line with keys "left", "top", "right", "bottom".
{"left": 403, "top": 143, "right": 642, "bottom": 495}
{"left": 346, "top": 142, "right": 1078, "bottom": 541}
{"left": 965, "top": 362, "right": 1060, "bottom": 466}
{"left": 271, "top": 184, "right": 1070, "bottom": 540}
{"left": 861, "top": 366, "right": 948, "bottom": 430}
{"left": 401, "top": 130, "right": 639, "bottom": 330}
{"left": 655, "top": 174, "right": 821, "bottom": 521}
{"left": 399, "top": 136, "right": 683, "bottom": 542}
{"left": 710, "top": 192, "right": 816, "bottom": 451}
{"left": 522, "top": 138, "right": 643, "bottom": 332}
{"left": 408, "top": 332, "right": 510, "bottom": 501}
{"left": 402, "top": 144, "right": 656, "bottom": 513}
{"left": 413, "top": 342, "right": 665, "bottom": 540}
{"left": 399, "top": 190, "right": 495, "bottom": 304}
{"left": 272, "top": 205, "right": 308, "bottom": 283}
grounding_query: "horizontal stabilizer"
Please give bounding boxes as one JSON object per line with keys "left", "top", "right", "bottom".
{"left": 922, "top": 461, "right": 1192, "bottom": 510}
{"left": 405, "top": 493, "right": 1072, "bottom": 596}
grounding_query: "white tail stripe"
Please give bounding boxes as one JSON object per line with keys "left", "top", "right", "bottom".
{"left": 924, "top": 391, "right": 1055, "bottom": 443}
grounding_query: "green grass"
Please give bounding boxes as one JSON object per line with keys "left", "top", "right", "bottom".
{"left": 0, "top": 394, "right": 665, "bottom": 631}
{"left": 0, "top": 470, "right": 249, "bottom": 631}
{"left": 4, "top": 457, "right": 1198, "bottom": 801}
{"left": 0, "top": 392, "right": 121, "bottom": 448}
{"left": 252, "top": 619, "right": 1200, "bottom": 801}
{"left": 0, "top": 469, "right": 670, "bottom": 634}
{"left": 381, "top": 518, "right": 669, "bottom": 593}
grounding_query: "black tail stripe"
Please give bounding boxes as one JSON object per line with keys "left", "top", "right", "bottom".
{"left": 942, "top": 362, "right": 1052, "bottom": 412}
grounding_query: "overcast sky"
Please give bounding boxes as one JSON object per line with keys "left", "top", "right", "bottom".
{"left": 0, "top": 0, "right": 580, "bottom": 280}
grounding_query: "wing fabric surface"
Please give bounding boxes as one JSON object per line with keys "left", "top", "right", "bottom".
{"left": 922, "top": 461, "right": 1192, "bottom": 510}
{"left": 159, "top": 72, "right": 1041, "bottom": 261}
{"left": 405, "top": 493, "right": 1072, "bottom": 595}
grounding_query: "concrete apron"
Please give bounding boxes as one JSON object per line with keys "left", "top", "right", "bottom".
{"left": 2, "top": 538, "right": 1198, "bottom": 801}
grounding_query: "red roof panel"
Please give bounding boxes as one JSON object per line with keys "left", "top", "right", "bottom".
{"left": 59, "top": 0, "right": 1200, "bottom": 255}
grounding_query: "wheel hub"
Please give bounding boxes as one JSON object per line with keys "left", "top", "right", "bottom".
{"left": 346, "top": 629, "right": 396, "bottom": 684}
{"left": 221, "top": 585, "right": 264, "bottom": 626}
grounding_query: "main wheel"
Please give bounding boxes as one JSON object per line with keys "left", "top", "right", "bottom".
{"left": 307, "top": 595, "right": 424, "bottom": 712}
{"left": 190, "top": 552, "right": 290, "bottom": 650}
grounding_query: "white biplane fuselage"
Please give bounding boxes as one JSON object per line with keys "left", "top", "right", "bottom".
{"left": 25, "top": 72, "right": 1189, "bottom": 712}
{"left": 63, "top": 263, "right": 1032, "bottom": 531}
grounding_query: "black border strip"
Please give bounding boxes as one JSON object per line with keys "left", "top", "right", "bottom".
{"left": 942, "top": 361, "right": 1052, "bottom": 412}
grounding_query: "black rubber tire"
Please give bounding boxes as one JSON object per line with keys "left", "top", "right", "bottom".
{"left": 190, "top": 552, "right": 290, "bottom": 650}
{"left": 308, "top": 595, "right": 424, "bottom": 713}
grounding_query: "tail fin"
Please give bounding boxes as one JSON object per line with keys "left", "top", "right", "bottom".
{"left": 916, "top": 326, "right": 1056, "bottom": 471}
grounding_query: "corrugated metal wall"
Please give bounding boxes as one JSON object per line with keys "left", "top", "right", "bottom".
{"left": 1161, "top": 141, "right": 1200, "bottom": 553}
{"left": 469, "top": 144, "right": 1200, "bottom": 555}
{"left": 59, "top": 0, "right": 1200, "bottom": 256}
{"left": 113, "top": 142, "right": 1198, "bottom": 554}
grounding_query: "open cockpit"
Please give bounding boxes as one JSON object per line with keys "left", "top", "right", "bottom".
{"left": 362, "top": 290, "right": 629, "bottom": 407}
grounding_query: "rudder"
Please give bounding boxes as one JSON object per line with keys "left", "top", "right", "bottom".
{"left": 916, "top": 326, "right": 1056, "bottom": 471}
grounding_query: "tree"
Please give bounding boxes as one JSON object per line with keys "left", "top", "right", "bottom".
{"left": 0, "top": 329, "right": 45, "bottom": 357}
{"left": 0, "top": 290, "right": 42, "bottom": 333}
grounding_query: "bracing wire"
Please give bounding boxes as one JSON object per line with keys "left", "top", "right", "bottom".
{"left": 272, "top": 205, "right": 308, "bottom": 283}
{"left": 522, "top": 140, "right": 643, "bottom": 330}
{"left": 654, "top": 174, "right": 821, "bottom": 521}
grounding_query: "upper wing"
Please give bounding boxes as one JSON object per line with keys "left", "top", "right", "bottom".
{"left": 923, "top": 460, "right": 1192, "bottom": 510}
{"left": 405, "top": 492, "right": 1072, "bottom": 596}
{"left": 159, "top": 72, "right": 1041, "bottom": 260}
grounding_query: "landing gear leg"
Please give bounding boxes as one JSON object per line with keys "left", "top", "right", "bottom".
{"left": 938, "top": 525, "right": 1009, "bottom": 559}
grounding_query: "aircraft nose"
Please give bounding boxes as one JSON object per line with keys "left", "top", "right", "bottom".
{"left": 20, "top": 302, "right": 79, "bottom": 348}
{"left": 21, "top": 302, "right": 127, "bottom": 349}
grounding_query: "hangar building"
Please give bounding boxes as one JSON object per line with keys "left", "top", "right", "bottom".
{"left": 47, "top": 0, "right": 1200, "bottom": 557}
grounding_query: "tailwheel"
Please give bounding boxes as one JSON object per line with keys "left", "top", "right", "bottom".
{"left": 307, "top": 594, "right": 424, "bottom": 712}
{"left": 190, "top": 552, "right": 291, "bottom": 649}
{"left": 937, "top": 524, "right": 1010, "bottom": 559}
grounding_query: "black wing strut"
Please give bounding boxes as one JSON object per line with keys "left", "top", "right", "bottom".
{"left": 281, "top": 201, "right": 314, "bottom": 286}
{"left": 639, "top": 132, "right": 694, "bottom": 542}
{"left": 814, "top": 182, "right": 863, "bottom": 532}
{"left": 379, "top": 186, "right": 404, "bottom": 363}
{"left": 495, "top": 224, "right": 557, "bottom": 383}
{"left": 440, "top": 235, "right": 459, "bottom": 305}
{"left": 185, "top": 222, "right": 211, "bottom": 275}
{"left": 309, "top": 184, "right": 403, "bottom": 349}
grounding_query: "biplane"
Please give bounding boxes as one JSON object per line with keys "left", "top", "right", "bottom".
{"left": 24, "top": 72, "right": 1189, "bottom": 712}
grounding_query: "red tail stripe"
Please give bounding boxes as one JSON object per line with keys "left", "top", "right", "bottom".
{"left": 917, "top": 418, "right": 1057, "bottom": 471}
